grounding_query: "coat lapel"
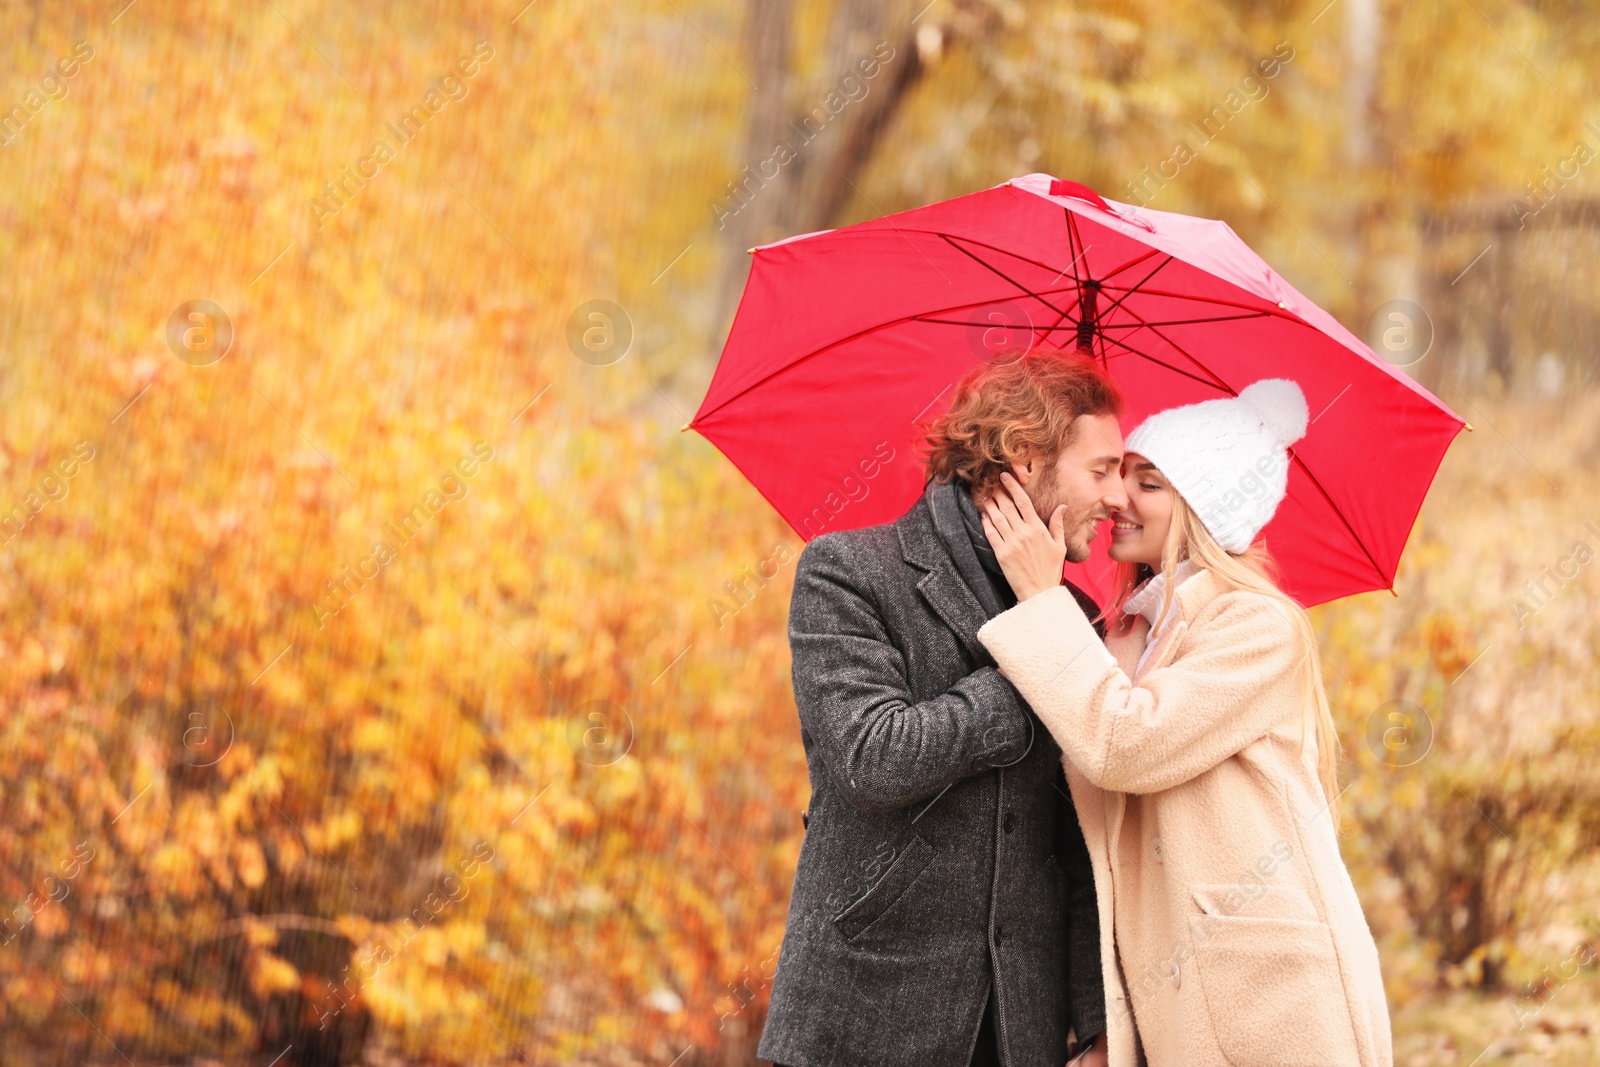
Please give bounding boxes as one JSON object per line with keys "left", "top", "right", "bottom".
{"left": 1136, "top": 619, "right": 1189, "bottom": 681}
{"left": 1104, "top": 615, "right": 1149, "bottom": 678}
{"left": 1129, "top": 569, "right": 1228, "bottom": 681}
{"left": 897, "top": 495, "right": 994, "bottom": 665}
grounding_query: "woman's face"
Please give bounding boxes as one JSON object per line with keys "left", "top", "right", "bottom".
{"left": 1108, "top": 452, "right": 1175, "bottom": 567}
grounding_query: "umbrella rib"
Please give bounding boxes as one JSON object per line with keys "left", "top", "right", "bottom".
{"left": 699, "top": 230, "right": 1322, "bottom": 425}
{"left": 1103, "top": 316, "right": 1391, "bottom": 587}
{"left": 700, "top": 317, "right": 953, "bottom": 421}
{"left": 937, "top": 234, "right": 1073, "bottom": 319}
{"left": 918, "top": 231, "right": 1090, "bottom": 291}
{"left": 1050, "top": 212, "right": 1092, "bottom": 348}
{"left": 704, "top": 272, "right": 1280, "bottom": 423}
{"left": 1093, "top": 331, "right": 1234, "bottom": 391}
{"left": 1103, "top": 303, "right": 1236, "bottom": 392}
{"left": 1120, "top": 309, "right": 1394, "bottom": 584}
{"left": 931, "top": 308, "right": 1269, "bottom": 342}
{"left": 1097, "top": 311, "right": 1273, "bottom": 329}
{"left": 1095, "top": 255, "right": 1174, "bottom": 324}
{"left": 1285, "top": 449, "right": 1389, "bottom": 588}
{"left": 701, "top": 281, "right": 1086, "bottom": 421}
{"left": 1096, "top": 285, "right": 1304, "bottom": 321}
{"left": 764, "top": 224, "right": 1304, "bottom": 324}
{"left": 940, "top": 227, "right": 1130, "bottom": 355}
{"left": 1063, "top": 210, "right": 1089, "bottom": 294}
{"left": 910, "top": 313, "right": 1269, "bottom": 333}
{"left": 904, "top": 280, "right": 1090, "bottom": 328}
{"left": 914, "top": 317, "right": 1085, "bottom": 331}
{"left": 927, "top": 219, "right": 1120, "bottom": 346}
{"left": 1096, "top": 246, "right": 1164, "bottom": 282}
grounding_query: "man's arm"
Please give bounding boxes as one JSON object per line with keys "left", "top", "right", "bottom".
{"left": 1057, "top": 770, "right": 1106, "bottom": 1048}
{"left": 789, "top": 533, "right": 1033, "bottom": 814}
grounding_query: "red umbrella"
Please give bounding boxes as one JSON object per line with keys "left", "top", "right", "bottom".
{"left": 688, "top": 173, "right": 1467, "bottom": 607}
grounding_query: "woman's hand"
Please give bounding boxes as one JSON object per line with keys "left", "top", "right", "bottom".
{"left": 981, "top": 471, "right": 1068, "bottom": 602}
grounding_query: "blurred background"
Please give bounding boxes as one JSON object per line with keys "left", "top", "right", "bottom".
{"left": 1, "top": 0, "right": 1597, "bottom": 1064}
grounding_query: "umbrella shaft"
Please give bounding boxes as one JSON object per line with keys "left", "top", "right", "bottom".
{"left": 1077, "top": 279, "right": 1101, "bottom": 353}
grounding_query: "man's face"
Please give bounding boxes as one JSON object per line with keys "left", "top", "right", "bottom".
{"left": 1014, "top": 413, "right": 1128, "bottom": 563}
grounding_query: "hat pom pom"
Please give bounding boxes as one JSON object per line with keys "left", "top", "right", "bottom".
{"left": 1238, "top": 378, "right": 1308, "bottom": 447}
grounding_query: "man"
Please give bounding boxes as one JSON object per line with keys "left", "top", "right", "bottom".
{"left": 758, "top": 351, "right": 1129, "bottom": 1067}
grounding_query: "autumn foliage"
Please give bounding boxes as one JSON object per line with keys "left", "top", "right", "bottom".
{"left": 2, "top": 2, "right": 1598, "bottom": 1066}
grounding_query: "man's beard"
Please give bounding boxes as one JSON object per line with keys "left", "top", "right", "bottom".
{"left": 1029, "top": 462, "right": 1099, "bottom": 564}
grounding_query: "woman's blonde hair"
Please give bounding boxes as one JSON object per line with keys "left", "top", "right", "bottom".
{"left": 1101, "top": 493, "right": 1343, "bottom": 830}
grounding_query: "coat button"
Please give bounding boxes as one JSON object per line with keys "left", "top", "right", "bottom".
{"left": 1165, "top": 961, "right": 1180, "bottom": 989}
{"left": 994, "top": 925, "right": 1005, "bottom": 944}
{"left": 1151, "top": 835, "right": 1163, "bottom": 863}
{"left": 1002, "top": 811, "right": 1017, "bottom": 834}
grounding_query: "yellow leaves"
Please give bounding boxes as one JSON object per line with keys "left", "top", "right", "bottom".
{"left": 255, "top": 653, "right": 308, "bottom": 708}
{"left": 247, "top": 754, "right": 287, "bottom": 803}
{"left": 100, "top": 985, "right": 156, "bottom": 1041}
{"left": 364, "top": 966, "right": 463, "bottom": 1039}
{"left": 549, "top": 791, "right": 599, "bottom": 838}
{"left": 314, "top": 808, "right": 365, "bottom": 853}
{"left": 360, "top": 978, "right": 412, "bottom": 1032}
{"left": 246, "top": 949, "right": 301, "bottom": 998}
{"left": 352, "top": 716, "right": 397, "bottom": 755}
{"left": 58, "top": 944, "right": 114, "bottom": 986}
{"left": 239, "top": 916, "right": 278, "bottom": 949}
{"left": 596, "top": 754, "right": 644, "bottom": 806}
{"left": 446, "top": 920, "right": 487, "bottom": 958}
{"left": 336, "top": 913, "right": 377, "bottom": 945}
{"left": 12, "top": 636, "right": 56, "bottom": 682}
{"left": 408, "top": 925, "right": 453, "bottom": 968}
{"left": 1387, "top": 770, "right": 1428, "bottom": 814}
{"left": 18, "top": 4, "right": 1600, "bottom": 1063}
{"left": 234, "top": 838, "right": 267, "bottom": 888}
{"left": 215, "top": 776, "right": 254, "bottom": 828}
{"left": 215, "top": 739, "right": 254, "bottom": 780}
{"left": 149, "top": 842, "right": 205, "bottom": 902}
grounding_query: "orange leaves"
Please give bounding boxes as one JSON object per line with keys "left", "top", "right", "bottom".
{"left": 5, "top": 4, "right": 780, "bottom": 1062}
{"left": 547, "top": 788, "right": 600, "bottom": 839}
{"left": 1420, "top": 611, "right": 1477, "bottom": 682}
{"left": 29, "top": 901, "right": 69, "bottom": 939}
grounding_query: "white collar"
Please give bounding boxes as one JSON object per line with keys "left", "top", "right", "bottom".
{"left": 1124, "top": 558, "right": 1202, "bottom": 631}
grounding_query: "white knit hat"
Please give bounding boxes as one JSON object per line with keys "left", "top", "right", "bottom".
{"left": 1122, "top": 378, "right": 1308, "bottom": 553}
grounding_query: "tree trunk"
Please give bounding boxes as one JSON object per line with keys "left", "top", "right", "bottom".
{"left": 1343, "top": 0, "right": 1384, "bottom": 336}
{"left": 710, "top": 0, "right": 928, "bottom": 350}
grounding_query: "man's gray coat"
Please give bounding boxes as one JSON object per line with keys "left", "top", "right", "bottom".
{"left": 757, "top": 488, "right": 1105, "bottom": 1067}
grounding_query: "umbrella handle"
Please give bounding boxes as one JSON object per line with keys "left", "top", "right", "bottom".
{"left": 1048, "top": 179, "right": 1157, "bottom": 232}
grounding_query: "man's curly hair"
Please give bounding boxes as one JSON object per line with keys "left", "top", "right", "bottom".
{"left": 919, "top": 349, "right": 1123, "bottom": 496}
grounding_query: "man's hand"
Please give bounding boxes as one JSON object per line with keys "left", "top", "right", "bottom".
{"left": 981, "top": 471, "right": 1068, "bottom": 602}
{"left": 1068, "top": 1032, "right": 1107, "bottom": 1066}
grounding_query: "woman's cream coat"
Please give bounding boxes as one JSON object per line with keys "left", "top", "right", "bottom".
{"left": 977, "top": 571, "right": 1392, "bottom": 1067}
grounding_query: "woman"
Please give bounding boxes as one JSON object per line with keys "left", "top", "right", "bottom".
{"left": 975, "top": 379, "right": 1392, "bottom": 1067}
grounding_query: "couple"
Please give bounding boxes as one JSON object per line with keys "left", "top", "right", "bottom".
{"left": 756, "top": 352, "right": 1392, "bottom": 1067}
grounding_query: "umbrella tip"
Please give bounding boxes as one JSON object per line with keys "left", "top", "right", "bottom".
{"left": 680, "top": 422, "right": 693, "bottom": 432}
{"left": 746, "top": 247, "right": 756, "bottom": 254}
{"left": 1464, "top": 422, "right": 1475, "bottom": 432}
{"left": 1389, "top": 585, "right": 1399, "bottom": 597}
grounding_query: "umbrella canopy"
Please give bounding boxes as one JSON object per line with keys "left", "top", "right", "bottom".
{"left": 689, "top": 173, "right": 1467, "bottom": 607}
